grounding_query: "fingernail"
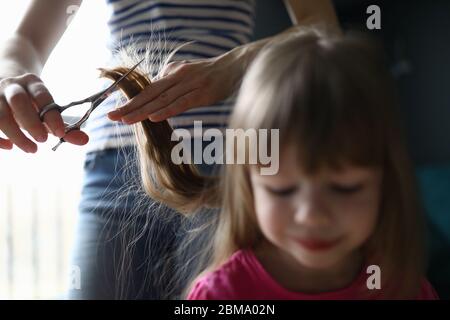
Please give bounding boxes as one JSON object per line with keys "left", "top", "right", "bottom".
{"left": 107, "top": 112, "right": 119, "bottom": 120}
{"left": 55, "top": 128, "right": 65, "bottom": 138}
{"left": 26, "top": 145, "right": 36, "bottom": 153}
{"left": 149, "top": 112, "right": 161, "bottom": 120}
{"left": 3, "top": 143, "right": 13, "bottom": 150}
{"left": 36, "top": 134, "right": 47, "bottom": 143}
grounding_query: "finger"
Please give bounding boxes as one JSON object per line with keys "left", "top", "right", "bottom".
{"left": 0, "top": 137, "right": 13, "bottom": 150}
{"left": 3, "top": 83, "right": 48, "bottom": 143}
{"left": 149, "top": 89, "right": 202, "bottom": 122}
{"left": 0, "top": 97, "right": 37, "bottom": 153}
{"left": 107, "top": 73, "right": 179, "bottom": 120}
{"left": 121, "top": 82, "right": 195, "bottom": 124}
{"left": 25, "top": 79, "right": 65, "bottom": 138}
{"left": 63, "top": 129, "right": 89, "bottom": 146}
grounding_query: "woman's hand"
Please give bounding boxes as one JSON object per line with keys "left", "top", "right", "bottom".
{"left": 107, "top": 51, "right": 243, "bottom": 124}
{"left": 0, "top": 73, "right": 88, "bottom": 152}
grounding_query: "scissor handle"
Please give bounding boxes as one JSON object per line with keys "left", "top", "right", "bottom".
{"left": 39, "top": 102, "right": 63, "bottom": 121}
{"left": 40, "top": 90, "right": 104, "bottom": 119}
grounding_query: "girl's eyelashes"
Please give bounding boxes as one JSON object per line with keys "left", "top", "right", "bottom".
{"left": 260, "top": 179, "right": 365, "bottom": 197}
{"left": 265, "top": 185, "right": 299, "bottom": 197}
{"left": 330, "top": 183, "right": 364, "bottom": 194}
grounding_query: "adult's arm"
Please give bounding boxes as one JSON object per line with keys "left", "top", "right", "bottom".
{"left": 107, "top": 0, "right": 341, "bottom": 124}
{"left": 0, "top": 0, "right": 87, "bottom": 152}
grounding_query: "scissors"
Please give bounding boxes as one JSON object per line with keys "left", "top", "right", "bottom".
{"left": 39, "top": 57, "right": 145, "bottom": 151}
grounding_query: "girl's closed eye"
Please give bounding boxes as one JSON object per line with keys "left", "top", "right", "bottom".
{"left": 265, "top": 185, "right": 299, "bottom": 197}
{"left": 330, "top": 182, "right": 364, "bottom": 194}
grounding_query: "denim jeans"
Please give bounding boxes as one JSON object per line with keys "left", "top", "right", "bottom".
{"left": 68, "top": 145, "right": 217, "bottom": 299}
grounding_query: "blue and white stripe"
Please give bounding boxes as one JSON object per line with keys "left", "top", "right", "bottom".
{"left": 85, "top": 0, "right": 256, "bottom": 152}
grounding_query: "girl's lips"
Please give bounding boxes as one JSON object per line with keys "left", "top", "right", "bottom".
{"left": 295, "top": 237, "right": 342, "bottom": 251}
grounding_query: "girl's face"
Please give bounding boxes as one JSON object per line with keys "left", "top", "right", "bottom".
{"left": 250, "top": 147, "right": 382, "bottom": 271}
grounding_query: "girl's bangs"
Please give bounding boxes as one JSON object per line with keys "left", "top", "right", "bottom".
{"left": 253, "top": 50, "right": 388, "bottom": 174}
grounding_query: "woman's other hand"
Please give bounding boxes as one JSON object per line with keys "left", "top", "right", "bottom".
{"left": 107, "top": 51, "right": 242, "bottom": 124}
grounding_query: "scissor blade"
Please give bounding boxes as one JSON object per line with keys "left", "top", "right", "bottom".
{"left": 94, "top": 57, "right": 145, "bottom": 104}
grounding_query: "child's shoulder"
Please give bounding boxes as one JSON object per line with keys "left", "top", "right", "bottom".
{"left": 187, "top": 249, "right": 258, "bottom": 300}
{"left": 417, "top": 278, "right": 439, "bottom": 300}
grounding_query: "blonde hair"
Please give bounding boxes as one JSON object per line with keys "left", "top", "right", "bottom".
{"left": 103, "top": 28, "right": 426, "bottom": 299}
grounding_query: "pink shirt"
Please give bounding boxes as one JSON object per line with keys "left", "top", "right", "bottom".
{"left": 187, "top": 249, "right": 439, "bottom": 300}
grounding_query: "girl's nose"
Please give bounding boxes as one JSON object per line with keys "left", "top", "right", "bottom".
{"left": 294, "top": 189, "right": 331, "bottom": 227}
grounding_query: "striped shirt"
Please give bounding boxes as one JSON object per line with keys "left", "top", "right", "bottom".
{"left": 84, "top": 0, "right": 256, "bottom": 153}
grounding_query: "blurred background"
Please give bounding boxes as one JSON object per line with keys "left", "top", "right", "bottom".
{"left": 0, "top": 0, "right": 449, "bottom": 299}
{"left": 0, "top": 0, "right": 109, "bottom": 299}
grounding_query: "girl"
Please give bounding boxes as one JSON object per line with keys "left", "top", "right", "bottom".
{"left": 0, "top": 0, "right": 340, "bottom": 300}
{"left": 102, "top": 29, "right": 438, "bottom": 299}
